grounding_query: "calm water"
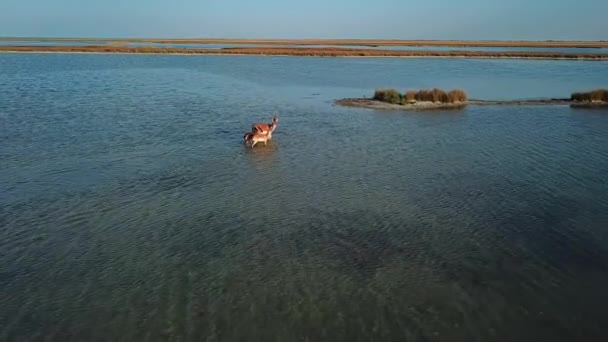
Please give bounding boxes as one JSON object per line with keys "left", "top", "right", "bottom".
{"left": 0, "top": 40, "right": 105, "bottom": 47}
{"left": 2, "top": 40, "right": 608, "bottom": 54}
{"left": 1, "top": 53, "right": 608, "bottom": 341}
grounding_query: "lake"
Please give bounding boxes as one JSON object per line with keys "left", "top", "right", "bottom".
{"left": 1, "top": 53, "right": 608, "bottom": 341}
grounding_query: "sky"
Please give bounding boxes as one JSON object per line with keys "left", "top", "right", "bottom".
{"left": 0, "top": 0, "right": 607, "bottom": 40}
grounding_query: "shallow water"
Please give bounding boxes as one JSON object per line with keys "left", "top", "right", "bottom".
{"left": 1, "top": 53, "right": 608, "bottom": 341}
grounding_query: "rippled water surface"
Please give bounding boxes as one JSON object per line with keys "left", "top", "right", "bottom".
{"left": 1, "top": 54, "right": 608, "bottom": 341}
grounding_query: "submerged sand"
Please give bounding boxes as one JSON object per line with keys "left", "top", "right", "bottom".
{"left": 336, "top": 99, "right": 467, "bottom": 111}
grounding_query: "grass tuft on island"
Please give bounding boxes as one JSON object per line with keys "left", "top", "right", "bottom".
{"left": 570, "top": 89, "right": 608, "bottom": 107}
{"left": 365, "top": 88, "right": 468, "bottom": 110}
{"left": 374, "top": 88, "right": 468, "bottom": 105}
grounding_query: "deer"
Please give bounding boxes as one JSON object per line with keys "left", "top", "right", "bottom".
{"left": 251, "top": 116, "right": 279, "bottom": 137}
{"left": 243, "top": 116, "right": 278, "bottom": 148}
{"left": 243, "top": 131, "right": 271, "bottom": 148}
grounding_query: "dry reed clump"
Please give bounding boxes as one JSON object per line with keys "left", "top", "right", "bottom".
{"left": 448, "top": 89, "right": 468, "bottom": 103}
{"left": 433, "top": 88, "right": 449, "bottom": 103}
{"left": 373, "top": 89, "right": 402, "bottom": 104}
{"left": 407, "top": 89, "right": 468, "bottom": 103}
{"left": 403, "top": 90, "right": 416, "bottom": 102}
{"left": 415, "top": 89, "right": 448, "bottom": 102}
{"left": 413, "top": 90, "right": 430, "bottom": 102}
{"left": 571, "top": 89, "right": 608, "bottom": 102}
{"left": 374, "top": 88, "right": 468, "bottom": 104}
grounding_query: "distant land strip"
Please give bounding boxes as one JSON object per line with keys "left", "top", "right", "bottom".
{"left": 2, "top": 38, "right": 608, "bottom": 48}
{"left": 1, "top": 45, "right": 608, "bottom": 60}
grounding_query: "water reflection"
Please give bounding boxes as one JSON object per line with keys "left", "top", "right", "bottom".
{"left": 245, "top": 141, "right": 278, "bottom": 169}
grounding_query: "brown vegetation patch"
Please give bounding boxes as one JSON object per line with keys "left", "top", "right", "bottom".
{"left": 404, "top": 91, "right": 417, "bottom": 103}
{"left": 448, "top": 89, "right": 468, "bottom": 103}
{"left": 1, "top": 45, "right": 607, "bottom": 60}
{"left": 373, "top": 89, "right": 402, "bottom": 104}
{"left": 571, "top": 89, "right": 608, "bottom": 102}
{"left": 372, "top": 88, "right": 468, "bottom": 105}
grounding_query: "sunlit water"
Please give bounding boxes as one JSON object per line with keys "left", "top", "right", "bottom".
{"left": 1, "top": 53, "right": 608, "bottom": 341}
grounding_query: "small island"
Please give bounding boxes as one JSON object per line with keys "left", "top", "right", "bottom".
{"left": 337, "top": 88, "right": 469, "bottom": 111}
{"left": 337, "top": 88, "right": 608, "bottom": 111}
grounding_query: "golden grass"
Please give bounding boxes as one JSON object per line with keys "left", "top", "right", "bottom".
{"left": 1, "top": 46, "right": 607, "bottom": 60}
{"left": 404, "top": 91, "right": 417, "bottom": 103}
{"left": 571, "top": 89, "right": 608, "bottom": 102}
{"left": 448, "top": 89, "right": 468, "bottom": 103}
{"left": 413, "top": 89, "right": 449, "bottom": 102}
{"left": 373, "top": 88, "right": 468, "bottom": 105}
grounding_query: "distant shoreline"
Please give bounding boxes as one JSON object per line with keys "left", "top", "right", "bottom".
{"left": 1, "top": 46, "right": 608, "bottom": 60}
{"left": 2, "top": 37, "right": 608, "bottom": 48}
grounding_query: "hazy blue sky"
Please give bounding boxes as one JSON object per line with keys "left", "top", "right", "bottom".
{"left": 1, "top": 0, "right": 607, "bottom": 40}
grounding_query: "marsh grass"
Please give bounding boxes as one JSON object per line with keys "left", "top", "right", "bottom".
{"left": 571, "top": 89, "right": 608, "bottom": 102}
{"left": 375, "top": 88, "right": 468, "bottom": 105}
{"left": 373, "top": 89, "right": 402, "bottom": 104}
{"left": 1, "top": 46, "right": 607, "bottom": 60}
{"left": 404, "top": 91, "right": 417, "bottom": 103}
{"left": 448, "top": 89, "right": 468, "bottom": 103}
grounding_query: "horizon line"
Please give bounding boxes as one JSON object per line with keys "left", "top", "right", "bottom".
{"left": 1, "top": 36, "right": 608, "bottom": 43}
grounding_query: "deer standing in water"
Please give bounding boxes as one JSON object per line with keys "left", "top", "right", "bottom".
{"left": 252, "top": 116, "right": 279, "bottom": 136}
{"left": 244, "top": 116, "right": 279, "bottom": 148}
{"left": 243, "top": 131, "right": 271, "bottom": 148}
